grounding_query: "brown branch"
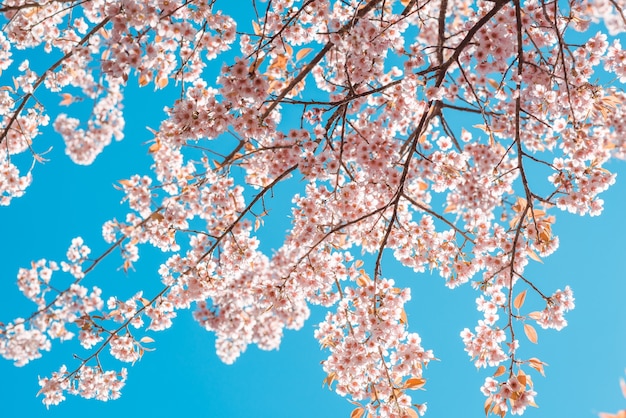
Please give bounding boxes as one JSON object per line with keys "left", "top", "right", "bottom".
{"left": 0, "top": 16, "right": 112, "bottom": 146}
{"left": 260, "top": 0, "right": 382, "bottom": 121}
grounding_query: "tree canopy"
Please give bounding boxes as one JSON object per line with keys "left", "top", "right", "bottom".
{"left": 0, "top": 0, "right": 625, "bottom": 416}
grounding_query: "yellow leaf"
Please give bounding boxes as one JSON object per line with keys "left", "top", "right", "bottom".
{"left": 355, "top": 260, "right": 364, "bottom": 268}
{"left": 512, "top": 197, "right": 527, "bottom": 213}
{"left": 531, "top": 209, "right": 546, "bottom": 218}
{"left": 284, "top": 43, "right": 293, "bottom": 57}
{"left": 524, "top": 323, "right": 538, "bottom": 344}
{"left": 403, "top": 407, "right": 419, "bottom": 418}
{"left": 528, "top": 311, "right": 542, "bottom": 320}
{"left": 140, "top": 336, "right": 155, "bottom": 343}
{"left": 350, "top": 407, "right": 365, "bottom": 418}
{"left": 528, "top": 357, "right": 546, "bottom": 376}
{"left": 487, "top": 79, "right": 500, "bottom": 89}
{"left": 601, "top": 94, "right": 622, "bottom": 109}
{"left": 514, "top": 290, "right": 527, "bottom": 310}
{"left": 526, "top": 247, "right": 543, "bottom": 263}
{"left": 252, "top": 20, "right": 262, "bottom": 35}
{"left": 118, "top": 179, "right": 133, "bottom": 187}
{"left": 156, "top": 75, "right": 168, "bottom": 89}
{"left": 148, "top": 140, "right": 161, "bottom": 153}
{"left": 444, "top": 204, "right": 456, "bottom": 213}
{"left": 322, "top": 372, "right": 336, "bottom": 388}
{"left": 484, "top": 396, "right": 494, "bottom": 416}
{"left": 404, "top": 377, "right": 426, "bottom": 390}
{"left": 400, "top": 309, "right": 408, "bottom": 325}
{"left": 250, "top": 55, "right": 265, "bottom": 73}
{"left": 356, "top": 274, "right": 370, "bottom": 287}
{"left": 138, "top": 74, "right": 150, "bottom": 87}
{"left": 296, "top": 48, "right": 313, "bottom": 61}
{"left": 59, "top": 93, "right": 74, "bottom": 106}
{"left": 269, "top": 54, "right": 288, "bottom": 71}
{"left": 493, "top": 365, "right": 506, "bottom": 377}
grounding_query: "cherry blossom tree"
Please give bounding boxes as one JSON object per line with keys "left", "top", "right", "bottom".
{"left": 0, "top": 0, "right": 624, "bottom": 416}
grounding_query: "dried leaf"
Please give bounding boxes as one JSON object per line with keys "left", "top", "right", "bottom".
{"left": 528, "top": 311, "right": 542, "bottom": 320}
{"left": 404, "top": 377, "right": 426, "bottom": 390}
{"left": 493, "top": 365, "right": 506, "bottom": 377}
{"left": 400, "top": 309, "right": 408, "bottom": 325}
{"left": 531, "top": 209, "right": 546, "bottom": 218}
{"left": 621, "top": 378, "right": 626, "bottom": 398}
{"left": 322, "top": 372, "right": 337, "bottom": 388}
{"left": 524, "top": 323, "right": 538, "bottom": 344}
{"left": 123, "top": 259, "right": 132, "bottom": 273}
{"left": 526, "top": 247, "right": 543, "bottom": 263}
{"left": 528, "top": 357, "right": 546, "bottom": 376}
{"left": 296, "top": 48, "right": 313, "bottom": 61}
{"left": 250, "top": 55, "right": 265, "bottom": 73}
{"left": 59, "top": 93, "right": 74, "bottom": 106}
{"left": 284, "top": 43, "right": 293, "bottom": 57}
{"left": 484, "top": 396, "right": 494, "bottom": 416}
{"left": 444, "top": 204, "right": 456, "bottom": 213}
{"left": 148, "top": 140, "right": 161, "bottom": 153}
{"left": 356, "top": 274, "right": 370, "bottom": 287}
{"left": 156, "top": 75, "right": 168, "bottom": 89}
{"left": 355, "top": 260, "right": 364, "bottom": 268}
{"left": 269, "top": 54, "right": 288, "bottom": 71}
{"left": 138, "top": 74, "right": 150, "bottom": 87}
{"left": 251, "top": 20, "right": 262, "bottom": 36}
{"left": 402, "top": 407, "right": 419, "bottom": 418}
{"left": 514, "top": 290, "right": 527, "bottom": 310}
{"left": 487, "top": 79, "right": 500, "bottom": 89}
{"left": 512, "top": 197, "right": 527, "bottom": 213}
{"left": 350, "top": 407, "right": 365, "bottom": 418}
{"left": 601, "top": 94, "right": 622, "bottom": 109}
{"left": 140, "top": 336, "right": 155, "bottom": 343}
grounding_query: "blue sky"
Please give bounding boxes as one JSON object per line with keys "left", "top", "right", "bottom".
{"left": 1, "top": 3, "right": 625, "bottom": 418}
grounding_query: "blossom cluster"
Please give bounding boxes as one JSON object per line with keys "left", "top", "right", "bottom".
{"left": 1, "top": 239, "right": 103, "bottom": 368}
{"left": 315, "top": 279, "right": 433, "bottom": 418}
{"left": 38, "top": 365, "right": 127, "bottom": 408}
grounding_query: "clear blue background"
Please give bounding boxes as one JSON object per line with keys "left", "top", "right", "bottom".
{"left": 0, "top": 3, "right": 625, "bottom": 417}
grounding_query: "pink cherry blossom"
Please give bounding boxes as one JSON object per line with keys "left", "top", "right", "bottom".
{"left": 1, "top": 0, "right": 625, "bottom": 416}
